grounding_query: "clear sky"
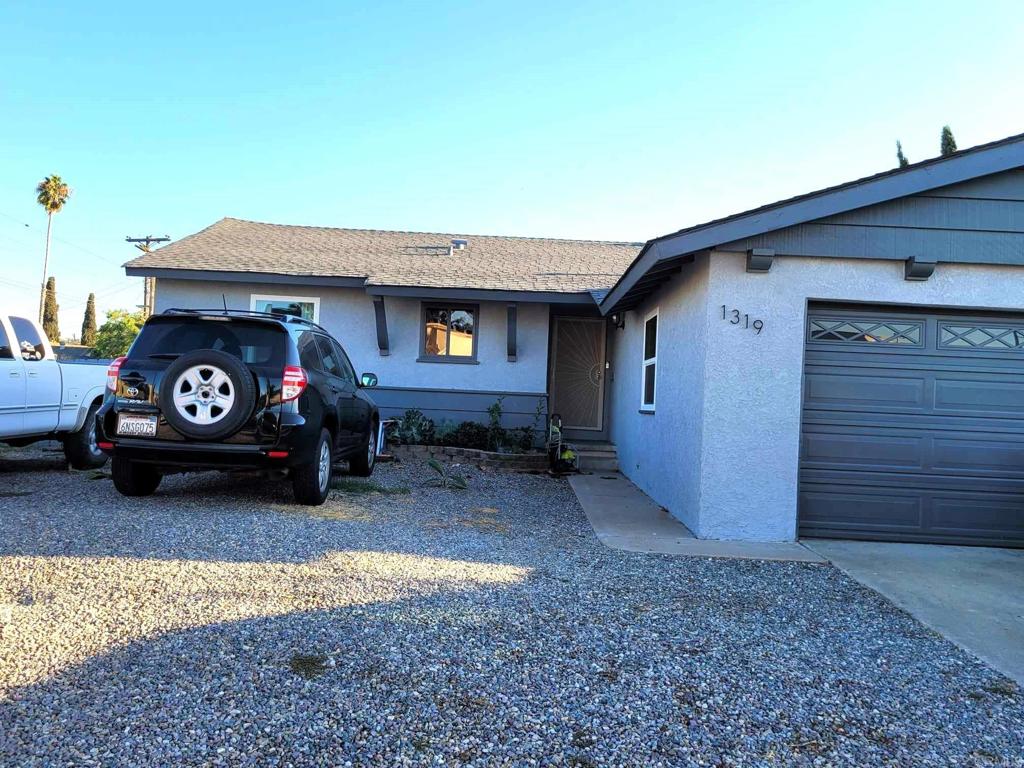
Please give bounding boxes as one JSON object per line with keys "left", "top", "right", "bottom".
{"left": 1, "top": 1, "right": 1022, "bottom": 336}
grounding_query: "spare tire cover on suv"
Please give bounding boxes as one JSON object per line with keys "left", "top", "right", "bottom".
{"left": 159, "top": 349, "right": 258, "bottom": 440}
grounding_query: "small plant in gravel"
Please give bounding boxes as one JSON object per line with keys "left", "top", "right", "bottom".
{"left": 289, "top": 653, "right": 329, "bottom": 679}
{"left": 332, "top": 478, "right": 410, "bottom": 495}
{"left": 424, "top": 458, "right": 468, "bottom": 489}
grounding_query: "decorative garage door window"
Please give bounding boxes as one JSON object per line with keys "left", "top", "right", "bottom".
{"left": 939, "top": 322, "right": 1024, "bottom": 350}
{"left": 808, "top": 318, "right": 923, "bottom": 345}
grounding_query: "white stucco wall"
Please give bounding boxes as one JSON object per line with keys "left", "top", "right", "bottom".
{"left": 608, "top": 253, "right": 710, "bottom": 534}
{"left": 612, "top": 251, "right": 1024, "bottom": 542}
{"left": 153, "top": 279, "right": 551, "bottom": 395}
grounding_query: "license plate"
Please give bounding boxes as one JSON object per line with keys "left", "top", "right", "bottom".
{"left": 116, "top": 414, "right": 158, "bottom": 437}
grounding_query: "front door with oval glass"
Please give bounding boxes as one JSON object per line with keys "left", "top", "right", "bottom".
{"left": 550, "top": 317, "right": 606, "bottom": 430}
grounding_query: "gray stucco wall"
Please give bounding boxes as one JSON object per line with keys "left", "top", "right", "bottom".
{"left": 607, "top": 253, "right": 710, "bottom": 534}
{"left": 154, "top": 278, "right": 550, "bottom": 426}
{"left": 613, "top": 251, "right": 1024, "bottom": 542}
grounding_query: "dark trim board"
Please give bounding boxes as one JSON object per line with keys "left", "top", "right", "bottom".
{"left": 601, "top": 132, "right": 1024, "bottom": 313}
{"left": 127, "top": 267, "right": 367, "bottom": 287}
{"left": 366, "top": 284, "right": 596, "bottom": 305}
{"left": 371, "top": 386, "right": 548, "bottom": 430}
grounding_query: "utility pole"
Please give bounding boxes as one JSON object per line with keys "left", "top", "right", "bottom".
{"left": 126, "top": 235, "right": 170, "bottom": 316}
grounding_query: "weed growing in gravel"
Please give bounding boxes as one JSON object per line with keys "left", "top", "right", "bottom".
{"left": 332, "top": 478, "right": 410, "bottom": 495}
{"left": 289, "top": 654, "right": 329, "bottom": 679}
{"left": 984, "top": 680, "right": 1019, "bottom": 697}
{"left": 424, "top": 458, "right": 468, "bottom": 490}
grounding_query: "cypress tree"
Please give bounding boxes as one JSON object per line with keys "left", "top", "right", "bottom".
{"left": 940, "top": 125, "right": 957, "bottom": 156}
{"left": 42, "top": 276, "right": 60, "bottom": 343}
{"left": 81, "top": 293, "right": 97, "bottom": 346}
{"left": 896, "top": 140, "right": 909, "bottom": 168}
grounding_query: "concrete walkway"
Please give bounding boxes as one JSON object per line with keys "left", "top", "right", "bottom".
{"left": 806, "top": 539, "right": 1024, "bottom": 685}
{"left": 568, "top": 472, "right": 825, "bottom": 563}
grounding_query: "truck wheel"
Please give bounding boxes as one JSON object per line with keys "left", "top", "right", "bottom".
{"left": 348, "top": 422, "right": 377, "bottom": 477}
{"left": 63, "top": 402, "right": 108, "bottom": 470}
{"left": 292, "top": 428, "right": 332, "bottom": 505}
{"left": 111, "top": 457, "right": 162, "bottom": 497}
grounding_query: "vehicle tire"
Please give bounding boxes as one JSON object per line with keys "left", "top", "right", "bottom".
{"left": 111, "top": 456, "right": 162, "bottom": 497}
{"left": 62, "top": 402, "right": 108, "bottom": 469}
{"left": 348, "top": 421, "right": 378, "bottom": 477}
{"left": 159, "top": 349, "right": 257, "bottom": 441}
{"left": 292, "top": 428, "right": 333, "bottom": 505}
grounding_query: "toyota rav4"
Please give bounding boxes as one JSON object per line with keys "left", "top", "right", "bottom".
{"left": 96, "top": 308, "right": 380, "bottom": 505}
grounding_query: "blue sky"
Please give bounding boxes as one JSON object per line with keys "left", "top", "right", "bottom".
{"left": 1, "top": 1, "right": 1022, "bottom": 335}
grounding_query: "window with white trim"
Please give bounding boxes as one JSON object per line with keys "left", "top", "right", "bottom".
{"left": 250, "top": 294, "right": 320, "bottom": 323}
{"left": 641, "top": 309, "right": 658, "bottom": 411}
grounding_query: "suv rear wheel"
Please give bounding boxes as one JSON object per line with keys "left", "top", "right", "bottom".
{"left": 111, "top": 457, "right": 162, "bottom": 497}
{"left": 292, "top": 428, "right": 333, "bottom": 505}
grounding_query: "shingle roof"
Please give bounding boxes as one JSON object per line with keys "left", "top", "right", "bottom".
{"left": 125, "top": 217, "right": 642, "bottom": 295}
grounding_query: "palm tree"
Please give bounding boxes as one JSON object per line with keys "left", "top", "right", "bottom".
{"left": 35, "top": 175, "right": 71, "bottom": 322}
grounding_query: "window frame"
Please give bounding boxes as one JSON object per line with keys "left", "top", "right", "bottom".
{"left": 418, "top": 302, "right": 480, "bottom": 364}
{"left": 250, "top": 294, "right": 321, "bottom": 323}
{"left": 640, "top": 307, "right": 658, "bottom": 412}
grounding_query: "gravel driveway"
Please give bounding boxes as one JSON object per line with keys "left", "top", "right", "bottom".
{"left": 1, "top": 446, "right": 1022, "bottom": 767}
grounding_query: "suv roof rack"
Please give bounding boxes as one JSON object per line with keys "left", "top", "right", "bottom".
{"left": 161, "top": 308, "right": 330, "bottom": 334}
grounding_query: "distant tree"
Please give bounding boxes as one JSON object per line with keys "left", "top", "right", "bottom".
{"left": 42, "top": 276, "right": 60, "bottom": 343}
{"left": 93, "top": 309, "right": 146, "bottom": 358}
{"left": 940, "top": 125, "right": 958, "bottom": 156}
{"left": 35, "top": 175, "right": 71, "bottom": 322}
{"left": 896, "top": 140, "right": 909, "bottom": 168}
{"left": 81, "top": 293, "right": 98, "bottom": 346}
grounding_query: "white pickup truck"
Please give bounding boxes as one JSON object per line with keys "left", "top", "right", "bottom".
{"left": 0, "top": 313, "right": 108, "bottom": 468}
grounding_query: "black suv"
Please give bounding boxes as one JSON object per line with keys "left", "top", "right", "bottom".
{"left": 96, "top": 309, "right": 380, "bottom": 505}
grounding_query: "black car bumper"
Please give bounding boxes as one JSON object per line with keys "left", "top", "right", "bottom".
{"left": 96, "top": 409, "right": 319, "bottom": 470}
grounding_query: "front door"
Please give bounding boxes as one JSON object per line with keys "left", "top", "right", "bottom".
{"left": 550, "top": 317, "right": 606, "bottom": 431}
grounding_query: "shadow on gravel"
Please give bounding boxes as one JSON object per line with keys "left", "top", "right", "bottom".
{"left": 3, "top": 569, "right": 1023, "bottom": 767}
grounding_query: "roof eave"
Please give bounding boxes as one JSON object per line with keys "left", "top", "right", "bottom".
{"left": 599, "top": 134, "right": 1024, "bottom": 314}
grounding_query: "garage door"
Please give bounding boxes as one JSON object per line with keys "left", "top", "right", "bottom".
{"left": 799, "top": 304, "right": 1024, "bottom": 547}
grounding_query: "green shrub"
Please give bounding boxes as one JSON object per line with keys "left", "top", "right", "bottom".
{"left": 391, "top": 409, "right": 435, "bottom": 445}
{"left": 440, "top": 421, "right": 490, "bottom": 450}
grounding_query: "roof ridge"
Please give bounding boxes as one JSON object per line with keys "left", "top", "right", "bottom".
{"left": 220, "top": 216, "right": 642, "bottom": 247}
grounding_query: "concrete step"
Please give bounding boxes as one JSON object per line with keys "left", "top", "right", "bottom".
{"left": 574, "top": 442, "right": 619, "bottom": 472}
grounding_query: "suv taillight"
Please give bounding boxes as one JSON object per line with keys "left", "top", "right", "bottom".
{"left": 106, "top": 356, "right": 126, "bottom": 392}
{"left": 282, "top": 366, "right": 308, "bottom": 401}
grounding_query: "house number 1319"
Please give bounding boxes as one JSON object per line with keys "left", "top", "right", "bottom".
{"left": 721, "top": 305, "right": 764, "bottom": 334}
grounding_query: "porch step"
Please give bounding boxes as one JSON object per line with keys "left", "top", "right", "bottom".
{"left": 574, "top": 442, "right": 619, "bottom": 472}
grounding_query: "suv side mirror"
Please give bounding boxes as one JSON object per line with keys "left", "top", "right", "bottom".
{"left": 360, "top": 372, "right": 378, "bottom": 388}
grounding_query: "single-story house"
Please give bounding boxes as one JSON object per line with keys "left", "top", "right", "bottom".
{"left": 126, "top": 131, "right": 1024, "bottom": 547}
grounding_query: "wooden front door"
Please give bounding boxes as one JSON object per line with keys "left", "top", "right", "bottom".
{"left": 550, "top": 317, "right": 606, "bottom": 431}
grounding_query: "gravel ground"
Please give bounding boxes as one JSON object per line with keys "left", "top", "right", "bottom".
{"left": 1, "top": 444, "right": 1022, "bottom": 767}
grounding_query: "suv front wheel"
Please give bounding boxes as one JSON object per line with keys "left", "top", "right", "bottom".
{"left": 292, "top": 428, "right": 333, "bottom": 505}
{"left": 348, "top": 422, "right": 377, "bottom": 477}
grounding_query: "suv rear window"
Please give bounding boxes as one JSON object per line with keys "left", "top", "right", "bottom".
{"left": 129, "top": 317, "right": 287, "bottom": 367}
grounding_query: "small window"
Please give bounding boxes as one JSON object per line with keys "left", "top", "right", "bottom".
{"left": 331, "top": 339, "right": 356, "bottom": 384}
{"left": 315, "top": 335, "right": 345, "bottom": 379}
{"left": 251, "top": 294, "right": 320, "bottom": 323}
{"left": 940, "top": 323, "right": 1024, "bottom": 350}
{"left": 641, "top": 309, "right": 658, "bottom": 411}
{"left": 808, "top": 318, "right": 922, "bottom": 346}
{"left": 0, "top": 324, "right": 13, "bottom": 359}
{"left": 421, "top": 305, "right": 477, "bottom": 360}
{"left": 10, "top": 317, "right": 46, "bottom": 361}
{"left": 297, "top": 332, "right": 323, "bottom": 371}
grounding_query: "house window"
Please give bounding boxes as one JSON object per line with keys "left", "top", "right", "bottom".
{"left": 420, "top": 305, "right": 478, "bottom": 362}
{"left": 641, "top": 309, "right": 658, "bottom": 411}
{"left": 251, "top": 294, "right": 320, "bottom": 323}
